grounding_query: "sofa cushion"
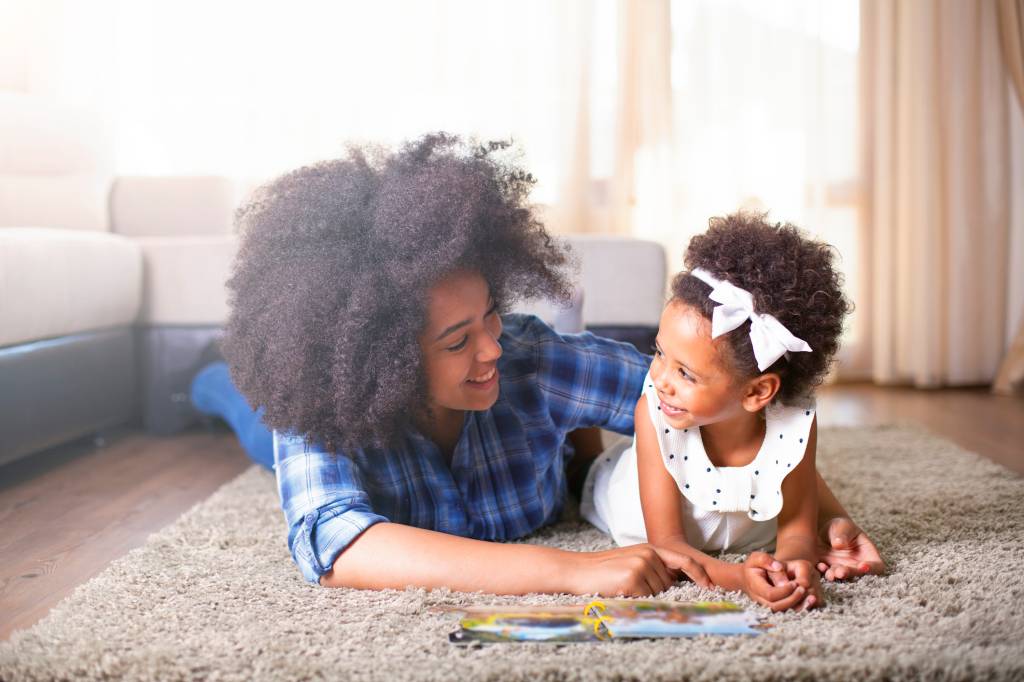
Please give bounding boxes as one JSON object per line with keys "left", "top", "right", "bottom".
{"left": 137, "top": 235, "right": 238, "bottom": 325}
{"left": 111, "top": 176, "right": 237, "bottom": 238}
{"left": 0, "top": 93, "right": 112, "bottom": 232}
{"left": 0, "top": 175, "right": 112, "bottom": 233}
{"left": 0, "top": 227, "right": 142, "bottom": 347}
{"left": 513, "top": 289, "right": 584, "bottom": 334}
{"left": 133, "top": 234, "right": 665, "bottom": 328}
{"left": 569, "top": 235, "right": 667, "bottom": 327}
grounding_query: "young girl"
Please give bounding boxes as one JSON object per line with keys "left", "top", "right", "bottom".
{"left": 582, "top": 213, "right": 854, "bottom": 612}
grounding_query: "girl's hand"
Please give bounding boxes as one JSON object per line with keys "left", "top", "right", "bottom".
{"left": 569, "top": 544, "right": 712, "bottom": 597}
{"left": 816, "top": 517, "right": 886, "bottom": 581}
{"left": 779, "top": 558, "right": 825, "bottom": 610}
{"left": 740, "top": 551, "right": 807, "bottom": 612}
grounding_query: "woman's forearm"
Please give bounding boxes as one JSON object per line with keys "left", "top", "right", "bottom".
{"left": 320, "top": 522, "right": 571, "bottom": 594}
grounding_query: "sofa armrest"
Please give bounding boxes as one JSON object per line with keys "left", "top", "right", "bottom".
{"left": 565, "top": 235, "right": 667, "bottom": 327}
{"left": 135, "top": 234, "right": 238, "bottom": 326}
{"left": 111, "top": 176, "right": 237, "bottom": 238}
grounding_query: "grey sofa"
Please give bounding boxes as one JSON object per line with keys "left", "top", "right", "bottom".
{"left": 0, "top": 93, "right": 238, "bottom": 465}
{"left": 0, "top": 93, "right": 667, "bottom": 467}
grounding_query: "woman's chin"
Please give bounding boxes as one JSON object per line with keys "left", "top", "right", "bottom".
{"left": 461, "top": 380, "right": 500, "bottom": 411}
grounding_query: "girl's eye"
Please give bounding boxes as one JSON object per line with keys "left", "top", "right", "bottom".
{"left": 679, "top": 368, "right": 695, "bottom": 382}
{"left": 447, "top": 336, "right": 469, "bottom": 352}
{"left": 650, "top": 343, "right": 662, "bottom": 357}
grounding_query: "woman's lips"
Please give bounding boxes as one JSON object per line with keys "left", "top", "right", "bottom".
{"left": 466, "top": 367, "right": 498, "bottom": 390}
{"left": 659, "top": 398, "right": 686, "bottom": 417}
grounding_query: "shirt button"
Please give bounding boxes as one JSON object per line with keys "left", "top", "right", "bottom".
{"left": 305, "top": 513, "right": 316, "bottom": 524}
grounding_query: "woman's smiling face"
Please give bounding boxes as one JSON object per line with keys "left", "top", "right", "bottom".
{"left": 649, "top": 300, "right": 748, "bottom": 429}
{"left": 419, "top": 269, "right": 503, "bottom": 417}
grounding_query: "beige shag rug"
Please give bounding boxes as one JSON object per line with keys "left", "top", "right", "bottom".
{"left": 2, "top": 425, "right": 1023, "bottom": 681}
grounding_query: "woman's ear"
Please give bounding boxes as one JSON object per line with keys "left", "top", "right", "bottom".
{"left": 741, "top": 373, "right": 780, "bottom": 412}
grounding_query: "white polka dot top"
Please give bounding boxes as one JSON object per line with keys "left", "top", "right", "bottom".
{"left": 580, "top": 372, "right": 815, "bottom": 554}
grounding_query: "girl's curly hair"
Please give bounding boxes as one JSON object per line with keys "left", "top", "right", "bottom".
{"left": 671, "top": 213, "right": 853, "bottom": 405}
{"left": 223, "top": 133, "right": 572, "bottom": 450}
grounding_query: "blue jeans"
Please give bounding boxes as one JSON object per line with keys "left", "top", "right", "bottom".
{"left": 190, "top": 362, "right": 274, "bottom": 470}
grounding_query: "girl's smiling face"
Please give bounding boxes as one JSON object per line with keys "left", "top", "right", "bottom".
{"left": 419, "top": 269, "right": 504, "bottom": 418}
{"left": 649, "top": 300, "right": 750, "bottom": 429}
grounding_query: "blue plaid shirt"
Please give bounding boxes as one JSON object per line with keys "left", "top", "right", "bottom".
{"left": 274, "top": 314, "right": 650, "bottom": 583}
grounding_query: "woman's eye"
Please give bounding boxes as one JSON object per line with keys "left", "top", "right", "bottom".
{"left": 486, "top": 301, "right": 499, "bottom": 316}
{"left": 447, "top": 336, "right": 469, "bottom": 352}
{"left": 650, "top": 343, "right": 662, "bottom": 357}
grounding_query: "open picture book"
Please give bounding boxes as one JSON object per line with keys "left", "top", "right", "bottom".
{"left": 448, "top": 599, "right": 764, "bottom": 644}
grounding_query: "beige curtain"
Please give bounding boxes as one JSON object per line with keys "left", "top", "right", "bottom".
{"left": 993, "top": 0, "right": 1024, "bottom": 395}
{"left": 1000, "top": 0, "right": 1024, "bottom": 110}
{"left": 547, "top": 0, "right": 674, "bottom": 240}
{"left": 609, "top": 0, "right": 673, "bottom": 238}
{"left": 548, "top": 0, "right": 598, "bottom": 238}
{"left": 858, "top": 0, "right": 1014, "bottom": 387}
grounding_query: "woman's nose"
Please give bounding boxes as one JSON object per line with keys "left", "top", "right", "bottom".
{"left": 476, "top": 332, "right": 502, "bottom": 363}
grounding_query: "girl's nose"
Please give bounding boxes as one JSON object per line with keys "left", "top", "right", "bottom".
{"left": 651, "top": 364, "right": 672, "bottom": 395}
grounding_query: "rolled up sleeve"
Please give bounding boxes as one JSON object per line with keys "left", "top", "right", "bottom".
{"left": 274, "top": 432, "right": 389, "bottom": 584}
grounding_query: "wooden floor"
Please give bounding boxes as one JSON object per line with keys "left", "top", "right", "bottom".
{"left": 0, "top": 427, "right": 250, "bottom": 641}
{"left": 0, "top": 384, "right": 1021, "bottom": 641}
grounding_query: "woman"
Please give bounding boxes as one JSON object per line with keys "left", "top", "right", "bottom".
{"left": 201, "top": 134, "right": 882, "bottom": 598}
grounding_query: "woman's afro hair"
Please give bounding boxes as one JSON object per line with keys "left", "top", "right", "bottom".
{"left": 671, "top": 212, "right": 853, "bottom": 405}
{"left": 223, "top": 133, "right": 572, "bottom": 451}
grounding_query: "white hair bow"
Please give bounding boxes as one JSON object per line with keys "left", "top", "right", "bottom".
{"left": 689, "top": 268, "right": 812, "bottom": 372}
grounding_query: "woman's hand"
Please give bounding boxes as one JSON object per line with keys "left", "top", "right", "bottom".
{"left": 739, "top": 551, "right": 809, "bottom": 612}
{"left": 569, "top": 544, "right": 712, "bottom": 597}
{"left": 816, "top": 517, "right": 886, "bottom": 581}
